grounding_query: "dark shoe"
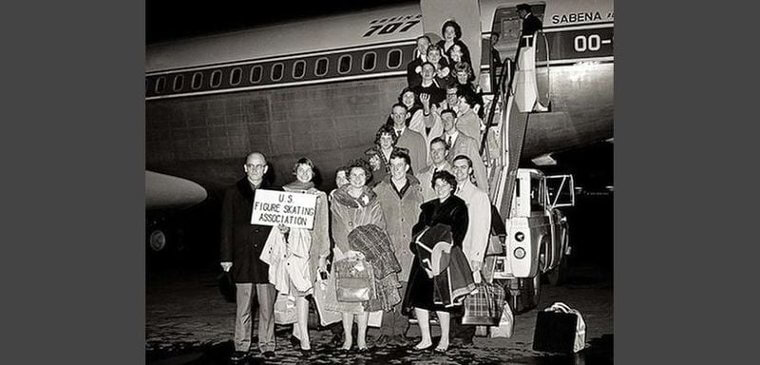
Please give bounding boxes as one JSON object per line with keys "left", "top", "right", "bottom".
{"left": 230, "top": 351, "right": 248, "bottom": 361}
{"left": 330, "top": 334, "right": 344, "bottom": 346}
{"left": 357, "top": 347, "right": 370, "bottom": 353}
{"left": 263, "top": 351, "right": 275, "bottom": 358}
{"left": 300, "top": 349, "right": 312, "bottom": 357}
{"left": 289, "top": 335, "right": 301, "bottom": 348}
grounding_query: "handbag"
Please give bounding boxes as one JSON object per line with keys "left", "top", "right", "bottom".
{"left": 532, "top": 302, "right": 586, "bottom": 353}
{"left": 461, "top": 281, "right": 505, "bottom": 326}
{"left": 312, "top": 269, "right": 342, "bottom": 326}
{"left": 334, "top": 258, "right": 375, "bottom": 302}
{"left": 273, "top": 293, "right": 297, "bottom": 325}
{"left": 489, "top": 302, "right": 514, "bottom": 338}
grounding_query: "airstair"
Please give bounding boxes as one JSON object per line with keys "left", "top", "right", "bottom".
{"left": 482, "top": 33, "right": 547, "bottom": 218}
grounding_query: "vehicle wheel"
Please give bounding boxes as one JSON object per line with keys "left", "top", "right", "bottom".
{"left": 148, "top": 229, "right": 168, "bottom": 252}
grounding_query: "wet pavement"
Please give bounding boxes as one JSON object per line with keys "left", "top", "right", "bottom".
{"left": 147, "top": 266, "right": 612, "bottom": 365}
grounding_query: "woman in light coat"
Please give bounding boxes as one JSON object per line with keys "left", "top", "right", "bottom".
{"left": 327, "top": 161, "right": 386, "bottom": 352}
{"left": 262, "top": 157, "right": 329, "bottom": 354}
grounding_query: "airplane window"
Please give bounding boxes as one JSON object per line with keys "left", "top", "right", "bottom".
{"left": 387, "top": 49, "right": 402, "bottom": 69}
{"left": 210, "top": 70, "right": 222, "bottom": 88}
{"left": 250, "top": 65, "right": 263, "bottom": 84}
{"left": 271, "top": 63, "right": 284, "bottom": 81}
{"left": 293, "top": 60, "right": 306, "bottom": 79}
{"left": 362, "top": 52, "right": 376, "bottom": 71}
{"left": 230, "top": 68, "right": 242, "bottom": 86}
{"left": 338, "top": 55, "right": 352, "bottom": 74}
{"left": 155, "top": 76, "right": 166, "bottom": 93}
{"left": 172, "top": 74, "right": 184, "bottom": 91}
{"left": 191, "top": 72, "right": 203, "bottom": 89}
{"left": 315, "top": 58, "right": 329, "bottom": 76}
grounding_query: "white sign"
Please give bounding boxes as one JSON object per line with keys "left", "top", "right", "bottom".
{"left": 250, "top": 189, "right": 318, "bottom": 229}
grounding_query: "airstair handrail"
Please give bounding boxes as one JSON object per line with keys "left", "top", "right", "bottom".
{"left": 479, "top": 59, "right": 512, "bottom": 156}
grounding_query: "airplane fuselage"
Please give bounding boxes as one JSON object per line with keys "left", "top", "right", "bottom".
{"left": 145, "top": 0, "right": 613, "bottom": 195}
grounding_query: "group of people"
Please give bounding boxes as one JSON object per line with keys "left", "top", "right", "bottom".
{"left": 220, "top": 8, "right": 543, "bottom": 362}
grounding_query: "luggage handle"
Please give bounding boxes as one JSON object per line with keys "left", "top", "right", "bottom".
{"left": 546, "top": 302, "right": 574, "bottom": 313}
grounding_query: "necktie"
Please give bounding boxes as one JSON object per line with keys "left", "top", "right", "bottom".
{"left": 396, "top": 129, "right": 402, "bottom": 138}
{"left": 446, "top": 135, "right": 452, "bottom": 148}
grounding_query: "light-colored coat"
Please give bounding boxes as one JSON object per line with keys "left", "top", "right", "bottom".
{"left": 455, "top": 179, "right": 492, "bottom": 269}
{"left": 260, "top": 227, "right": 312, "bottom": 294}
{"left": 282, "top": 186, "right": 330, "bottom": 284}
{"left": 408, "top": 110, "right": 444, "bottom": 166}
{"left": 373, "top": 175, "right": 424, "bottom": 281}
{"left": 395, "top": 127, "right": 428, "bottom": 175}
{"left": 456, "top": 109, "right": 483, "bottom": 146}
{"left": 447, "top": 132, "right": 489, "bottom": 193}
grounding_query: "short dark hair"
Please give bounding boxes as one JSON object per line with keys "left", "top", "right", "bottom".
{"left": 389, "top": 149, "right": 411, "bottom": 167}
{"left": 416, "top": 35, "right": 431, "bottom": 43}
{"left": 453, "top": 154, "right": 473, "bottom": 168}
{"left": 375, "top": 124, "right": 398, "bottom": 145}
{"left": 440, "top": 108, "right": 457, "bottom": 119}
{"left": 348, "top": 159, "right": 372, "bottom": 184}
{"left": 432, "top": 170, "right": 457, "bottom": 191}
{"left": 426, "top": 44, "right": 444, "bottom": 57}
{"left": 454, "top": 61, "right": 475, "bottom": 83}
{"left": 430, "top": 136, "right": 449, "bottom": 149}
{"left": 399, "top": 87, "right": 417, "bottom": 103}
{"left": 516, "top": 4, "right": 532, "bottom": 12}
{"left": 441, "top": 20, "right": 462, "bottom": 40}
{"left": 421, "top": 61, "right": 436, "bottom": 71}
{"left": 292, "top": 157, "right": 315, "bottom": 175}
{"left": 456, "top": 88, "right": 479, "bottom": 107}
{"left": 391, "top": 102, "right": 408, "bottom": 113}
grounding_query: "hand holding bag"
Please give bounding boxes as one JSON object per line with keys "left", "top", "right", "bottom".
{"left": 461, "top": 281, "right": 505, "bottom": 326}
{"left": 334, "top": 258, "right": 376, "bottom": 302}
{"left": 532, "top": 302, "right": 587, "bottom": 353}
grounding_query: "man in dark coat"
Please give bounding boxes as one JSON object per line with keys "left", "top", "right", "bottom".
{"left": 220, "top": 152, "right": 279, "bottom": 361}
{"left": 517, "top": 3, "right": 543, "bottom": 47}
{"left": 406, "top": 35, "right": 431, "bottom": 88}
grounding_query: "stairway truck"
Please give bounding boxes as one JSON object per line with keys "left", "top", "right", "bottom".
{"left": 491, "top": 169, "right": 574, "bottom": 284}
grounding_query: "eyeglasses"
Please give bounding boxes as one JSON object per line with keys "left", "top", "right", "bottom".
{"left": 246, "top": 164, "right": 266, "bottom": 171}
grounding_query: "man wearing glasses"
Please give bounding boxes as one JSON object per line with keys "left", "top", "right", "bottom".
{"left": 220, "top": 152, "right": 279, "bottom": 361}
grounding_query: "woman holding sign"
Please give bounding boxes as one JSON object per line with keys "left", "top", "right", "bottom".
{"left": 326, "top": 161, "right": 387, "bottom": 352}
{"left": 262, "top": 157, "right": 329, "bottom": 355}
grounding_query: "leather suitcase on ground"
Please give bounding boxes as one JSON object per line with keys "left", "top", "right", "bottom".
{"left": 532, "top": 311, "right": 579, "bottom": 353}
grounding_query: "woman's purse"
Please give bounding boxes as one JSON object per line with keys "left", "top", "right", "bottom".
{"left": 333, "top": 257, "right": 375, "bottom": 302}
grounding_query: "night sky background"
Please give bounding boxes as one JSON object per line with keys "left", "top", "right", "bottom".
{"left": 147, "top": 0, "right": 416, "bottom": 44}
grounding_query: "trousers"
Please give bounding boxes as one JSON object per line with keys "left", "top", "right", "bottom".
{"left": 234, "top": 283, "right": 277, "bottom": 352}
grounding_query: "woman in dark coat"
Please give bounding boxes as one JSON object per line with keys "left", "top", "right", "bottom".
{"left": 402, "top": 170, "right": 469, "bottom": 353}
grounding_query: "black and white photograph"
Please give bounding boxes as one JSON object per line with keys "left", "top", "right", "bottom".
{"left": 145, "top": 0, "right": 614, "bottom": 364}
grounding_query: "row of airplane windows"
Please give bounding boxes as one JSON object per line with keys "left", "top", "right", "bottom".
{"left": 151, "top": 48, "right": 406, "bottom": 94}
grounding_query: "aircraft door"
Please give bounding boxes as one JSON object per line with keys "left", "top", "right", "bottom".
{"left": 420, "top": 0, "right": 482, "bottom": 83}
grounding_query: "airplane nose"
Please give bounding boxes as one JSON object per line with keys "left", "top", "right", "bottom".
{"left": 146, "top": 171, "right": 207, "bottom": 209}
